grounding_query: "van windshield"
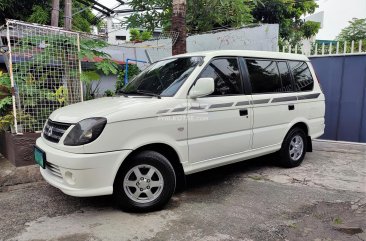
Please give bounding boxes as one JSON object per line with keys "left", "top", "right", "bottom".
{"left": 118, "top": 57, "right": 203, "bottom": 97}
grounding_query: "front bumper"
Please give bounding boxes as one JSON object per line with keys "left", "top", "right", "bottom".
{"left": 36, "top": 138, "right": 132, "bottom": 197}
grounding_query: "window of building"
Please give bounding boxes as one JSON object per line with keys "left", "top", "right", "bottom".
{"left": 200, "top": 58, "right": 242, "bottom": 96}
{"left": 288, "top": 61, "right": 314, "bottom": 91}
{"left": 246, "top": 59, "right": 282, "bottom": 93}
{"left": 115, "top": 36, "right": 126, "bottom": 41}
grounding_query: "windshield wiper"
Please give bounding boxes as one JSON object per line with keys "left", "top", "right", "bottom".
{"left": 117, "top": 90, "right": 161, "bottom": 99}
{"left": 136, "top": 90, "right": 161, "bottom": 99}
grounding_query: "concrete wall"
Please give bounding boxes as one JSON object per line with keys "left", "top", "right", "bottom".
{"left": 146, "top": 24, "right": 279, "bottom": 62}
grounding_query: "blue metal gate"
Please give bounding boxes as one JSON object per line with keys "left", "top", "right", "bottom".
{"left": 310, "top": 54, "right": 366, "bottom": 143}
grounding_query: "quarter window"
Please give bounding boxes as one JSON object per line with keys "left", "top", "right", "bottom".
{"left": 288, "top": 61, "right": 314, "bottom": 91}
{"left": 246, "top": 59, "right": 282, "bottom": 93}
{"left": 200, "top": 58, "right": 242, "bottom": 96}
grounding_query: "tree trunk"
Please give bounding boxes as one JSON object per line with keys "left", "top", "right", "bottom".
{"left": 64, "top": 0, "right": 72, "bottom": 30}
{"left": 171, "top": 0, "right": 187, "bottom": 55}
{"left": 51, "top": 0, "right": 60, "bottom": 27}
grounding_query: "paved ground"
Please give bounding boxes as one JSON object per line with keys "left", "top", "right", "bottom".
{"left": 0, "top": 140, "right": 365, "bottom": 241}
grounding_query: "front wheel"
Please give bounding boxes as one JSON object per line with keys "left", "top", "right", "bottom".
{"left": 279, "top": 128, "right": 307, "bottom": 168}
{"left": 113, "top": 151, "right": 176, "bottom": 212}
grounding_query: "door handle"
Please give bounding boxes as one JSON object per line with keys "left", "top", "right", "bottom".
{"left": 239, "top": 109, "right": 248, "bottom": 116}
{"left": 288, "top": 104, "right": 295, "bottom": 111}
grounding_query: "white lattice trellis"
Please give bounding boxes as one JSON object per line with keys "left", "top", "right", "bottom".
{"left": 5, "top": 20, "right": 83, "bottom": 133}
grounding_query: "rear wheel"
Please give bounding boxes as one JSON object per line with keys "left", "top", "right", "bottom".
{"left": 114, "top": 151, "right": 176, "bottom": 212}
{"left": 279, "top": 127, "right": 307, "bottom": 168}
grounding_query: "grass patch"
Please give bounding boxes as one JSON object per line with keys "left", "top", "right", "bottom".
{"left": 288, "top": 223, "right": 298, "bottom": 229}
{"left": 333, "top": 217, "right": 343, "bottom": 225}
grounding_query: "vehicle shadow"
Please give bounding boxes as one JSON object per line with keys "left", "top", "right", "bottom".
{"left": 185, "top": 153, "right": 279, "bottom": 190}
{"left": 67, "top": 153, "right": 279, "bottom": 212}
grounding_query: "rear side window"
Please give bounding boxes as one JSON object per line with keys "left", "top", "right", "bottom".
{"left": 277, "top": 61, "right": 293, "bottom": 92}
{"left": 288, "top": 61, "right": 314, "bottom": 91}
{"left": 246, "top": 59, "right": 282, "bottom": 93}
{"left": 200, "top": 58, "right": 242, "bottom": 96}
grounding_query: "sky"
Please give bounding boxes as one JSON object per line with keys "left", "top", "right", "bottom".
{"left": 312, "top": 0, "right": 366, "bottom": 40}
{"left": 95, "top": 0, "right": 366, "bottom": 40}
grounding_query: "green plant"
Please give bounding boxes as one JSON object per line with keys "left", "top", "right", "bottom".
{"left": 104, "top": 89, "right": 115, "bottom": 97}
{"left": 0, "top": 112, "right": 14, "bottom": 131}
{"left": 129, "top": 29, "right": 153, "bottom": 42}
{"left": 52, "top": 86, "right": 68, "bottom": 107}
{"left": 0, "top": 71, "right": 12, "bottom": 118}
{"left": 116, "top": 64, "right": 141, "bottom": 91}
{"left": 141, "top": 31, "right": 153, "bottom": 41}
{"left": 0, "top": 111, "right": 36, "bottom": 132}
{"left": 333, "top": 217, "right": 343, "bottom": 225}
{"left": 1, "top": 33, "right": 119, "bottom": 132}
{"left": 129, "top": 29, "right": 141, "bottom": 41}
{"left": 79, "top": 38, "right": 120, "bottom": 100}
{"left": 81, "top": 71, "right": 101, "bottom": 100}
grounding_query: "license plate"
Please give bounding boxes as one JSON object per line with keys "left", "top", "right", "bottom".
{"left": 34, "top": 146, "right": 46, "bottom": 169}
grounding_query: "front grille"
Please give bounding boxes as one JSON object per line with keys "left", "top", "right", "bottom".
{"left": 46, "top": 162, "right": 63, "bottom": 179}
{"left": 43, "top": 119, "right": 71, "bottom": 143}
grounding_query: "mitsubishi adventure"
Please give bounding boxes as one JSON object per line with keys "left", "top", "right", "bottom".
{"left": 35, "top": 50, "right": 325, "bottom": 211}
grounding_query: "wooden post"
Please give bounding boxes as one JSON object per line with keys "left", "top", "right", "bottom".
{"left": 64, "top": 0, "right": 72, "bottom": 30}
{"left": 51, "top": 0, "right": 60, "bottom": 27}
{"left": 171, "top": 0, "right": 187, "bottom": 55}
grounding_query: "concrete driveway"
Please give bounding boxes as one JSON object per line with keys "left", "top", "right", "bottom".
{"left": 0, "top": 140, "right": 365, "bottom": 241}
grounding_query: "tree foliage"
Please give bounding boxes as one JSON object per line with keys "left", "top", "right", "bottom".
{"left": 0, "top": 0, "right": 48, "bottom": 25}
{"left": 0, "top": 0, "right": 98, "bottom": 33}
{"left": 337, "top": 18, "right": 366, "bottom": 42}
{"left": 252, "top": 0, "right": 320, "bottom": 45}
{"left": 127, "top": 0, "right": 253, "bottom": 33}
{"left": 126, "top": 0, "right": 319, "bottom": 45}
{"left": 186, "top": 0, "right": 253, "bottom": 33}
{"left": 127, "top": 0, "right": 172, "bottom": 32}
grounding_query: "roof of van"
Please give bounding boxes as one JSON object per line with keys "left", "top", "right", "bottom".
{"left": 171, "top": 50, "right": 309, "bottom": 61}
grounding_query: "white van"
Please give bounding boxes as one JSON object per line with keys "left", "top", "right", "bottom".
{"left": 35, "top": 50, "right": 325, "bottom": 211}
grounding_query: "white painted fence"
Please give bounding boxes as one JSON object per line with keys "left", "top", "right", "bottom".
{"left": 280, "top": 40, "right": 365, "bottom": 56}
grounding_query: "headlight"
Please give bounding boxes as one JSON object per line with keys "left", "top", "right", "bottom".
{"left": 64, "top": 117, "right": 107, "bottom": 146}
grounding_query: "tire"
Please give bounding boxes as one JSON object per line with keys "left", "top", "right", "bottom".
{"left": 113, "top": 150, "right": 176, "bottom": 212}
{"left": 279, "top": 127, "right": 307, "bottom": 168}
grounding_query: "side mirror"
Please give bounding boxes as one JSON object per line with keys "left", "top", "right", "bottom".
{"left": 188, "top": 78, "right": 215, "bottom": 99}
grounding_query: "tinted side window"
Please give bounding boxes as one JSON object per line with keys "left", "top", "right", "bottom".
{"left": 277, "top": 61, "right": 293, "bottom": 92}
{"left": 288, "top": 61, "right": 314, "bottom": 91}
{"left": 200, "top": 58, "right": 242, "bottom": 96}
{"left": 246, "top": 59, "right": 282, "bottom": 93}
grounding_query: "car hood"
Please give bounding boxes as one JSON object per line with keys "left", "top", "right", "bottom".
{"left": 49, "top": 96, "right": 162, "bottom": 124}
